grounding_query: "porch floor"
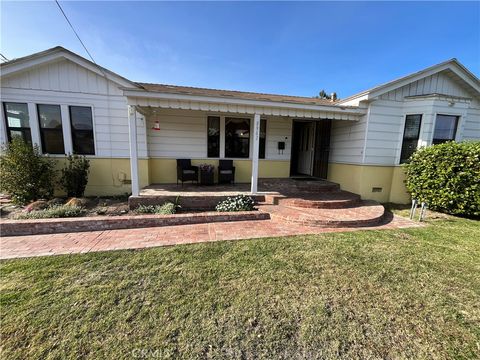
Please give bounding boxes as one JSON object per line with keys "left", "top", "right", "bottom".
{"left": 138, "top": 178, "right": 339, "bottom": 197}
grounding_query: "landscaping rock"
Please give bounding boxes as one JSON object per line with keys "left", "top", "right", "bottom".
{"left": 65, "top": 197, "right": 89, "bottom": 207}
{"left": 106, "top": 204, "right": 130, "bottom": 215}
{"left": 24, "top": 200, "right": 49, "bottom": 212}
{"left": 48, "top": 198, "right": 64, "bottom": 206}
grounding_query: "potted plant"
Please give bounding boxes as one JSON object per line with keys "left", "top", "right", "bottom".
{"left": 199, "top": 163, "right": 215, "bottom": 185}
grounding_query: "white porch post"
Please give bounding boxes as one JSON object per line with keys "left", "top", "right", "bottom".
{"left": 251, "top": 113, "right": 261, "bottom": 194}
{"left": 128, "top": 105, "right": 140, "bottom": 197}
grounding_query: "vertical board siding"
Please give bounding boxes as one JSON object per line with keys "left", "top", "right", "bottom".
{"left": 379, "top": 71, "right": 473, "bottom": 101}
{"left": 2, "top": 59, "right": 124, "bottom": 96}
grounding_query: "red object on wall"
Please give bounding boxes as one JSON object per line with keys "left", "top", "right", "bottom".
{"left": 152, "top": 120, "right": 160, "bottom": 131}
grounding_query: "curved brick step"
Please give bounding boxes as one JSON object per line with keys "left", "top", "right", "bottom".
{"left": 260, "top": 200, "right": 386, "bottom": 228}
{"left": 275, "top": 190, "right": 361, "bottom": 209}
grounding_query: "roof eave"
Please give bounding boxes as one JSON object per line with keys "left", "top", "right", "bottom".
{"left": 122, "top": 88, "right": 367, "bottom": 115}
{"left": 337, "top": 58, "right": 480, "bottom": 104}
{"left": 0, "top": 46, "right": 139, "bottom": 89}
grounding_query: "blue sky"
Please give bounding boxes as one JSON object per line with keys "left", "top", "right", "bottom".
{"left": 1, "top": 1, "right": 479, "bottom": 98}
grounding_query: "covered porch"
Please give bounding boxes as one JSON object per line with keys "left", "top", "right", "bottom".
{"left": 123, "top": 86, "right": 367, "bottom": 197}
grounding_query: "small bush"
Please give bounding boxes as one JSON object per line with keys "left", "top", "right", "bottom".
{"left": 15, "top": 205, "right": 86, "bottom": 220}
{"left": 0, "top": 138, "right": 56, "bottom": 204}
{"left": 134, "top": 203, "right": 177, "bottom": 215}
{"left": 216, "top": 195, "right": 255, "bottom": 212}
{"left": 60, "top": 155, "right": 90, "bottom": 197}
{"left": 404, "top": 141, "right": 480, "bottom": 217}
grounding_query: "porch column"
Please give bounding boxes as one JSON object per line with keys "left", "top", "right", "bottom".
{"left": 128, "top": 105, "right": 140, "bottom": 197}
{"left": 251, "top": 113, "right": 261, "bottom": 194}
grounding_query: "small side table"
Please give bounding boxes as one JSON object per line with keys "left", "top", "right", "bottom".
{"left": 200, "top": 170, "right": 214, "bottom": 185}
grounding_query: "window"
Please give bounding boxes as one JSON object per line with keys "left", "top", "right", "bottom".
{"left": 207, "top": 116, "right": 220, "bottom": 158}
{"left": 433, "top": 114, "right": 459, "bottom": 145}
{"left": 69, "top": 106, "right": 95, "bottom": 155}
{"left": 3, "top": 102, "right": 32, "bottom": 144}
{"left": 259, "top": 119, "right": 266, "bottom": 159}
{"left": 400, "top": 114, "right": 422, "bottom": 163}
{"left": 225, "top": 117, "right": 250, "bottom": 158}
{"left": 37, "top": 104, "right": 64, "bottom": 154}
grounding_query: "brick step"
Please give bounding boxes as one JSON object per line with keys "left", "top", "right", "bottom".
{"left": 260, "top": 201, "right": 386, "bottom": 228}
{"left": 264, "top": 190, "right": 361, "bottom": 209}
{"left": 258, "top": 179, "right": 340, "bottom": 193}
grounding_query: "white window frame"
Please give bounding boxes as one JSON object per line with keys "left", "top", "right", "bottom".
{"left": 430, "top": 112, "right": 463, "bottom": 145}
{"left": 396, "top": 113, "right": 424, "bottom": 165}
{"left": 205, "top": 114, "right": 268, "bottom": 160}
{"left": 32, "top": 101, "right": 96, "bottom": 157}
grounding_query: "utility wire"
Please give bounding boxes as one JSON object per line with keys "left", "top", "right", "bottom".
{"left": 0, "top": 53, "right": 9, "bottom": 62}
{"left": 54, "top": 0, "right": 106, "bottom": 77}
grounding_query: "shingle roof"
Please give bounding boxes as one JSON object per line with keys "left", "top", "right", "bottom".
{"left": 136, "top": 82, "right": 337, "bottom": 106}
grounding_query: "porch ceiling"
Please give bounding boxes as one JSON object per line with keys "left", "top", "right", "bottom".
{"left": 125, "top": 89, "right": 366, "bottom": 121}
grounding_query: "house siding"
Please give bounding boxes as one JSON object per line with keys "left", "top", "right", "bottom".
{"left": 0, "top": 59, "right": 148, "bottom": 158}
{"left": 362, "top": 71, "right": 480, "bottom": 166}
{"left": 328, "top": 116, "right": 367, "bottom": 164}
{"left": 145, "top": 108, "right": 292, "bottom": 161}
{"left": 379, "top": 71, "right": 475, "bottom": 101}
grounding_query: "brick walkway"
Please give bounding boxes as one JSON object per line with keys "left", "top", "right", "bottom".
{"left": 0, "top": 215, "right": 420, "bottom": 260}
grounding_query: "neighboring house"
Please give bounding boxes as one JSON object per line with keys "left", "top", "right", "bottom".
{"left": 1, "top": 47, "right": 479, "bottom": 203}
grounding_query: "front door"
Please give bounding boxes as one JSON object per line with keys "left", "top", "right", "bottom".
{"left": 291, "top": 121, "right": 315, "bottom": 175}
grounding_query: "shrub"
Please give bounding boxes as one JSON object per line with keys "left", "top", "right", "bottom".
{"left": 216, "top": 195, "right": 255, "bottom": 212}
{"left": 15, "top": 205, "right": 86, "bottom": 219}
{"left": 60, "top": 155, "right": 90, "bottom": 197}
{"left": 134, "top": 203, "right": 177, "bottom": 215}
{"left": 0, "top": 138, "right": 56, "bottom": 204}
{"left": 404, "top": 141, "right": 480, "bottom": 217}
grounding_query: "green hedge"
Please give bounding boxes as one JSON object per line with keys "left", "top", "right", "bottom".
{"left": 404, "top": 141, "right": 480, "bottom": 217}
{"left": 0, "top": 138, "right": 56, "bottom": 204}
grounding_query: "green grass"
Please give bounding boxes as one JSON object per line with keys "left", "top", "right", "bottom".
{"left": 1, "top": 214, "right": 479, "bottom": 359}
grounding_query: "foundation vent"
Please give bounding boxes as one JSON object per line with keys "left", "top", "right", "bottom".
{"left": 372, "top": 187, "right": 383, "bottom": 193}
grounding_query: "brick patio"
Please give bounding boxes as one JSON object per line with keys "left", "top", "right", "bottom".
{"left": 0, "top": 215, "right": 421, "bottom": 260}
{"left": 0, "top": 178, "right": 423, "bottom": 259}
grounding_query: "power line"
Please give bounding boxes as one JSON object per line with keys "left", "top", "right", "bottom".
{"left": 54, "top": 0, "right": 100, "bottom": 68}
{"left": 0, "top": 53, "right": 9, "bottom": 62}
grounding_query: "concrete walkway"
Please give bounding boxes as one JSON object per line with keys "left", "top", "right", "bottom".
{"left": 0, "top": 215, "right": 420, "bottom": 260}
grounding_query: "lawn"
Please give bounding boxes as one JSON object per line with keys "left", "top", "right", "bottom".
{"left": 1, "top": 213, "right": 479, "bottom": 359}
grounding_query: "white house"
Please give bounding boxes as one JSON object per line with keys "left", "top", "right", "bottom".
{"left": 1, "top": 47, "right": 479, "bottom": 203}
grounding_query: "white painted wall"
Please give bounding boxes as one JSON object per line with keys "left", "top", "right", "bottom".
{"left": 1, "top": 59, "right": 147, "bottom": 158}
{"left": 360, "top": 70, "right": 480, "bottom": 166}
{"left": 145, "top": 108, "right": 292, "bottom": 160}
{"left": 329, "top": 116, "right": 367, "bottom": 164}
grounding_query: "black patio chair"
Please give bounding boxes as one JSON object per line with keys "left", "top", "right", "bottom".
{"left": 176, "top": 159, "right": 199, "bottom": 186}
{"left": 218, "top": 160, "right": 235, "bottom": 184}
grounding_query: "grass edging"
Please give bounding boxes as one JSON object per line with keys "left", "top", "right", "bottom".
{"left": 0, "top": 211, "right": 270, "bottom": 236}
